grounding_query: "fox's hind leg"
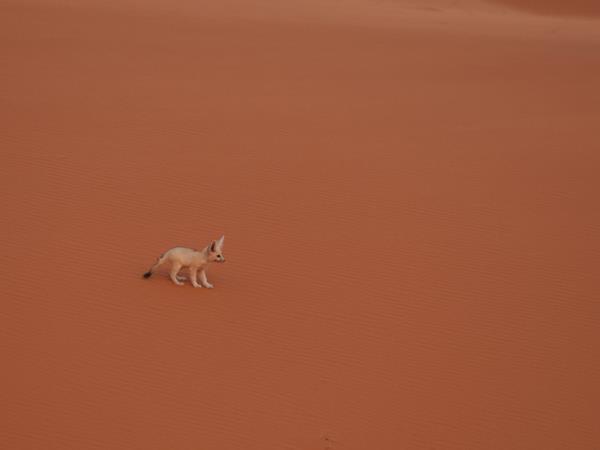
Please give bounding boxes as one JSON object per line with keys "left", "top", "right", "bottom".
{"left": 189, "top": 266, "right": 202, "bottom": 288}
{"left": 169, "top": 262, "right": 184, "bottom": 286}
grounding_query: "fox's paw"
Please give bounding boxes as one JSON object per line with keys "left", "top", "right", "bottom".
{"left": 176, "top": 276, "right": 187, "bottom": 282}
{"left": 192, "top": 283, "right": 203, "bottom": 288}
{"left": 204, "top": 283, "right": 214, "bottom": 289}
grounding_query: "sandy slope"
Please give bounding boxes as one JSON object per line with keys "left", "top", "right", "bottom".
{"left": 1, "top": 1, "right": 599, "bottom": 449}
{"left": 492, "top": 0, "right": 600, "bottom": 17}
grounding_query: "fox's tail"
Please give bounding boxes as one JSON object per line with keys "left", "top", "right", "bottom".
{"left": 143, "top": 253, "right": 166, "bottom": 279}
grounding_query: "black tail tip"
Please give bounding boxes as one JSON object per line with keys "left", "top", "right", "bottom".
{"left": 143, "top": 272, "right": 152, "bottom": 279}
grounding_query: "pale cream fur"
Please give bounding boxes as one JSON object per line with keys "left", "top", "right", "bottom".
{"left": 143, "top": 235, "right": 225, "bottom": 288}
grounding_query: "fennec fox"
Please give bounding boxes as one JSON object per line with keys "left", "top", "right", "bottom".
{"left": 143, "top": 236, "right": 225, "bottom": 288}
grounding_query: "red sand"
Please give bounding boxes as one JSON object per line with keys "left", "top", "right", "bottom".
{"left": 492, "top": 0, "right": 600, "bottom": 17}
{"left": 2, "top": 1, "right": 599, "bottom": 449}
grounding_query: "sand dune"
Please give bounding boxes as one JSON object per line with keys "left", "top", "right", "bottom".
{"left": 491, "top": 0, "right": 600, "bottom": 17}
{"left": 2, "top": 1, "right": 599, "bottom": 449}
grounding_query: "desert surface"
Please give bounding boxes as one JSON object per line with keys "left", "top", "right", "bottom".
{"left": 1, "top": 0, "right": 599, "bottom": 448}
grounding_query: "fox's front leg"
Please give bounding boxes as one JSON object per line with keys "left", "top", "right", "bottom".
{"left": 199, "top": 269, "right": 213, "bottom": 289}
{"left": 189, "top": 267, "right": 203, "bottom": 288}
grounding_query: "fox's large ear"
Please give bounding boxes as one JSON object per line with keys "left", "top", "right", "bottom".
{"left": 217, "top": 235, "right": 225, "bottom": 250}
{"left": 210, "top": 241, "right": 216, "bottom": 252}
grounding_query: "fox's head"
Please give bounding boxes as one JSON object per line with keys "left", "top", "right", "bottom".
{"left": 207, "top": 235, "right": 226, "bottom": 263}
